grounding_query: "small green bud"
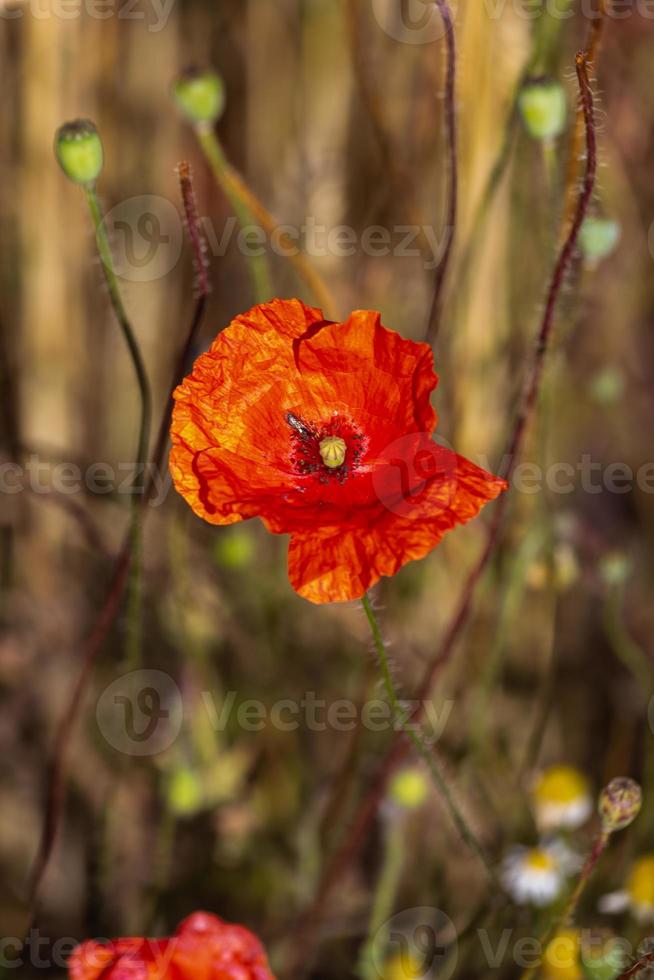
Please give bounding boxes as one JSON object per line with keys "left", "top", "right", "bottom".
{"left": 518, "top": 79, "right": 567, "bottom": 142}
{"left": 599, "top": 777, "right": 642, "bottom": 833}
{"left": 167, "top": 768, "right": 204, "bottom": 816}
{"left": 589, "top": 368, "right": 624, "bottom": 406}
{"left": 54, "top": 119, "right": 104, "bottom": 184}
{"left": 173, "top": 68, "right": 225, "bottom": 126}
{"left": 388, "top": 767, "right": 429, "bottom": 810}
{"left": 214, "top": 528, "right": 255, "bottom": 570}
{"left": 579, "top": 218, "right": 621, "bottom": 262}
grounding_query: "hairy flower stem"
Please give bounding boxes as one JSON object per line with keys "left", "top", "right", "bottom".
{"left": 519, "top": 831, "right": 610, "bottom": 980}
{"left": 196, "top": 126, "right": 339, "bottom": 319}
{"left": 425, "top": 0, "right": 458, "bottom": 346}
{"left": 560, "top": 0, "right": 606, "bottom": 245}
{"left": 84, "top": 183, "right": 152, "bottom": 669}
{"left": 361, "top": 594, "right": 497, "bottom": 886}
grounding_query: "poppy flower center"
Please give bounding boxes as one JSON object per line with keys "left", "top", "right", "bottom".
{"left": 319, "top": 436, "right": 346, "bottom": 468}
{"left": 286, "top": 412, "right": 365, "bottom": 485}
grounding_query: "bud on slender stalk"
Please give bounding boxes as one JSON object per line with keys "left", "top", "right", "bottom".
{"left": 518, "top": 78, "right": 567, "bottom": 142}
{"left": 598, "top": 777, "right": 642, "bottom": 833}
{"left": 173, "top": 68, "right": 226, "bottom": 126}
{"left": 54, "top": 119, "right": 104, "bottom": 185}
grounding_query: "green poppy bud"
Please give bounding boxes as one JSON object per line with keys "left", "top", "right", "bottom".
{"left": 388, "top": 767, "right": 429, "bottom": 810}
{"left": 173, "top": 68, "right": 226, "bottom": 126}
{"left": 599, "top": 777, "right": 642, "bottom": 833}
{"left": 54, "top": 119, "right": 104, "bottom": 185}
{"left": 518, "top": 79, "right": 567, "bottom": 142}
{"left": 579, "top": 217, "right": 621, "bottom": 262}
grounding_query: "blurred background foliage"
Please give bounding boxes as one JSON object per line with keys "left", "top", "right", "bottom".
{"left": 1, "top": 0, "right": 654, "bottom": 977}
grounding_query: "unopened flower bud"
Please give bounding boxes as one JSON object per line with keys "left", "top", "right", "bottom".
{"left": 54, "top": 119, "right": 103, "bottom": 184}
{"left": 599, "top": 777, "right": 642, "bottom": 833}
{"left": 518, "top": 79, "right": 567, "bottom": 142}
{"left": 579, "top": 218, "right": 621, "bottom": 262}
{"left": 173, "top": 68, "right": 225, "bottom": 126}
{"left": 388, "top": 767, "right": 429, "bottom": 810}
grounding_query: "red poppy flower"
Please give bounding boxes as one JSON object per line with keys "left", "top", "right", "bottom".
{"left": 170, "top": 299, "right": 507, "bottom": 603}
{"left": 68, "top": 911, "right": 275, "bottom": 979}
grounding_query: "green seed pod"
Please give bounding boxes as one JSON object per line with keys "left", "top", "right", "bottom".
{"left": 579, "top": 218, "right": 621, "bottom": 262}
{"left": 388, "top": 767, "right": 429, "bottom": 810}
{"left": 518, "top": 79, "right": 567, "bottom": 142}
{"left": 173, "top": 68, "right": 226, "bottom": 126}
{"left": 54, "top": 119, "right": 104, "bottom": 185}
{"left": 599, "top": 777, "right": 642, "bottom": 833}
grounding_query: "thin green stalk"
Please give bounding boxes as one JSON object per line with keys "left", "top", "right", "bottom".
{"left": 361, "top": 593, "right": 498, "bottom": 888}
{"left": 358, "top": 817, "right": 406, "bottom": 979}
{"left": 195, "top": 125, "right": 272, "bottom": 304}
{"left": 84, "top": 183, "right": 152, "bottom": 667}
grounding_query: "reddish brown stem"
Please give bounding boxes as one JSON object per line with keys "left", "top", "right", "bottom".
{"left": 617, "top": 952, "right": 654, "bottom": 979}
{"left": 425, "top": 0, "right": 458, "bottom": 346}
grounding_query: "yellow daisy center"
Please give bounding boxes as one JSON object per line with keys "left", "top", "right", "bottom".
{"left": 534, "top": 765, "right": 589, "bottom": 805}
{"left": 627, "top": 855, "right": 654, "bottom": 908}
{"left": 525, "top": 848, "right": 557, "bottom": 872}
{"left": 319, "top": 436, "right": 347, "bottom": 468}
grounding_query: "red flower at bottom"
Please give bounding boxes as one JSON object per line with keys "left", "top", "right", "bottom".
{"left": 170, "top": 299, "right": 507, "bottom": 603}
{"left": 68, "top": 911, "right": 275, "bottom": 980}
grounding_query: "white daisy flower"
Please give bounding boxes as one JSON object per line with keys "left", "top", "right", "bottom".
{"left": 531, "top": 765, "right": 593, "bottom": 832}
{"left": 501, "top": 844, "right": 568, "bottom": 907}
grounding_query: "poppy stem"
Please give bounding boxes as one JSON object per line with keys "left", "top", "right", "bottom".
{"left": 195, "top": 125, "right": 339, "bottom": 319}
{"left": 425, "top": 0, "right": 458, "bottom": 347}
{"left": 361, "top": 593, "right": 498, "bottom": 887}
{"left": 195, "top": 125, "right": 273, "bottom": 305}
{"left": 84, "top": 182, "right": 152, "bottom": 669}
